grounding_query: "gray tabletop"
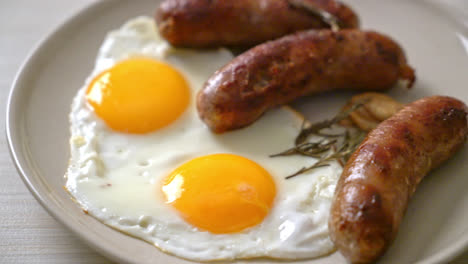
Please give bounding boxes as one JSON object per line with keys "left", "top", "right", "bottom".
{"left": 1, "top": 1, "right": 467, "bottom": 263}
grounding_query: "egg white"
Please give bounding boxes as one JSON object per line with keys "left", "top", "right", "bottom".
{"left": 65, "top": 16, "right": 341, "bottom": 261}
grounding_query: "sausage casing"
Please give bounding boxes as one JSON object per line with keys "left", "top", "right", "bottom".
{"left": 156, "top": 0, "right": 359, "bottom": 48}
{"left": 329, "top": 96, "right": 468, "bottom": 263}
{"left": 197, "top": 29, "right": 416, "bottom": 133}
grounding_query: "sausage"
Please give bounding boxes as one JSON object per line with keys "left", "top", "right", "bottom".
{"left": 328, "top": 96, "right": 468, "bottom": 263}
{"left": 155, "top": 0, "right": 359, "bottom": 48}
{"left": 197, "top": 29, "right": 416, "bottom": 133}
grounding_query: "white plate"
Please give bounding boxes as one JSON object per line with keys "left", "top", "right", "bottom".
{"left": 6, "top": 0, "right": 468, "bottom": 263}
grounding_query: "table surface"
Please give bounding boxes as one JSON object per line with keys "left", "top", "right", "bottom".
{"left": 1, "top": 1, "right": 468, "bottom": 263}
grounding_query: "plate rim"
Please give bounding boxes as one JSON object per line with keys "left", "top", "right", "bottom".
{"left": 5, "top": 1, "right": 137, "bottom": 263}
{"left": 5, "top": 0, "right": 468, "bottom": 263}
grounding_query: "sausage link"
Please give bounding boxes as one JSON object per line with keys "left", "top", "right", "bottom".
{"left": 197, "top": 29, "right": 415, "bottom": 133}
{"left": 329, "top": 96, "right": 468, "bottom": 263}
{"left": 156, "top": 0, "right": 359, "bottom": 48}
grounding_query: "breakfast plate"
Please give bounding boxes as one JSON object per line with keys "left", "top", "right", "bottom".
{"left": 6, "top": 0, "right": 468, "bottom": 263}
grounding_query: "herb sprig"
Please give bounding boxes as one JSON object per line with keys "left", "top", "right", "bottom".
{"left": 272, "top": 101, "right": 368, "bottom": 179}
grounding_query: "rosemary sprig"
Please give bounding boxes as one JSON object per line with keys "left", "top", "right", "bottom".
{"left": 284, "top": 129, "right": 366, "bottom": 179}
{"left": 315, "top": 131, "right": 346, "bottom": 138}
{"left": 270, "top": 139, "right": 337, "bottom": 158}
{"left": 271, "top": 99, "right": 369, "bottom": 179}
{"left": 295, "top": 101, "right": 366, "bottom": 145}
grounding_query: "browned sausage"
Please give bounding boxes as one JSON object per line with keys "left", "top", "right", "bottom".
{"left": 329, "top": 96, "right": 468, "bottom": 263}
{"left": 197, "top": 29, "right": 416, "bottom": 133}
{"left": 156, "top": 0, "right": 359, "bottom": 48}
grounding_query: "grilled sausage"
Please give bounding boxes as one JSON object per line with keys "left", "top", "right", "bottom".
{"left": 156, "top": 0, "right": 359, "bottom": 48}
{"left": 197, "top": 29, "right": 416, "bottom": 133}
{"left": 329, "top": 96, "right": 468, "bottom": 263}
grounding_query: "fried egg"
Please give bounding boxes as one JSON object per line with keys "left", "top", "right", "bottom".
{"left": 65, "top": 16, "right": 341, "bottom": 261}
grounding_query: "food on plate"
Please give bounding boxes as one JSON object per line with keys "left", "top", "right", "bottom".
{"left": 339, "top": 92, "right": 404, "bottom": 131}
{"left": 270, "top": 93, "right": 392, "bottom": 180}
{"left": 156, "top": 0, "right": 359, "bottom": 48}
{"left": 197, "top": 29, "right": 416, "bottom": 133}
{"left": 328, "top": 96, "right": 468, "bottom": 263}
{"left": 65, "top": 16, "right": 346, "bottom": 261}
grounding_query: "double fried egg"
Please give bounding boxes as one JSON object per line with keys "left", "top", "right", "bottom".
{"left": 65, "top": 16, "right": 341, "bottom": 261}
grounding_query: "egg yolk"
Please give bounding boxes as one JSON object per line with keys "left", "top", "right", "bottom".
{"left": 162, "top": 154, "right": 276, "bottom": 234}
{"left": 86, "top": 57, "right": 189, "bottom": 134}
